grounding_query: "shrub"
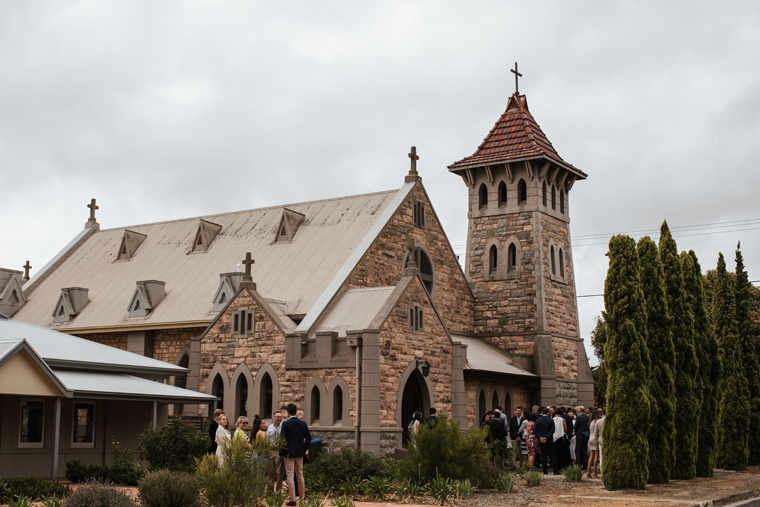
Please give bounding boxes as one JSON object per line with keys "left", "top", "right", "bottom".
{"left": 61, "top": 480, "right": 137, "bottom": 507}
{"left": 523, "top": 470, "right": 543, "bottom": 486}
{"left": 264, "top": 491, "right": 287, "bottom": 507}
{"left": 330, "top": 496, "right": 355, "bottom": 507}
{"left": 0, "top": 477, "right": 69, "bottom": 502}
{"left": 303, "top": 447, "right": 389, "bottom": 491}
{"left": 394, "top": 478, "right": 420, "bottom": 501}
{"left": 401, "top": 414, "right": 492, "bottom": 486}
{"left": 42, "top": 495, "right": 65, "bottom": 507}
{"left": 195, "top": 432, "right": 271, "bottom": 507}
{"left": 8, "top": 495, "right": 34, "bottom": 507}
{"left": 138, "top": 470, "right": 202, "bottom": 507}
{"left": 337, "top": 476, "right": 365, "bottom": 497}
{"left": 65, "top": 444, "right": 143, "bottom": 486}
{"left": 454, "top": 479, "right": 475, "bottom": 498}
{"left": 364, "top": 476, "right": 392, "bottom": 500}
{"left": 424, "top": 477, "right": 457, "bottom": 506}
{"left": 300, "top": 495, "right": 328, "bottom": 507}
{"left": 495, "top": 473, "right": 514, "bottom": 492}
{"left": 563, "top": 464, "right": 583, "bottom": 482}
{"left": 139, "top": 416, "right": 208, "bottom": 473}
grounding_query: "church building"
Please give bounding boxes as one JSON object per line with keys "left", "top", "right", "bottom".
{"left": 7, "top": 90, "right": 592, "bottom": 456}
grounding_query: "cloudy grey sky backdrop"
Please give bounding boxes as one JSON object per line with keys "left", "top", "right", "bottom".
{"left": 2, "top": 1, "right": 759, "bottom": 365}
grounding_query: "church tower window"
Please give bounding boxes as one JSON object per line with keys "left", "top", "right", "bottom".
{"left": 560, "top": 189, "right": 565, "bottom": 213}
{"left": 551, "top": 186, "right": 556, "bottom": 210}
{"left": 550, "top": 245, "right": 557, "bottom": 275}
{"left": 508, "top": 243, "right": 517, "bottom": 272}
{"left": 489, "top": 245, "right": 498, "bottom": 273}
{"left": 498, "top": 181, "right": 507, "bottom": 207}
{"left": 478, "top": 184, "right": 488, "bottom": 209}
{"left": 542, "top": 182, "right": 547, "bottom": 207}
{"left": 518, "top": 179, "right": 527, "bottom": 203}
{"left": 559, "top": 247, "right": 565, "bottom": 277}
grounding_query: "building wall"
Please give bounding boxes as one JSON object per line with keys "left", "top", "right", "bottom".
{"left": 464, "top": 373, "right": 533, "bottom": 429}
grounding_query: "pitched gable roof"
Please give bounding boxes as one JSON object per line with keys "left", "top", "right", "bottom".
{"left": 448, "top": 93, "right": 586, "bottom": 178}
{"left": 15, "top": 188, "right": 407, "bottom": 333}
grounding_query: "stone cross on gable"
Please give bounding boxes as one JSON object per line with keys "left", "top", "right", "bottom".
{"left": 511, "top": 62, "right": 522, "bottom": 95}
{"left": 87, "top": 198, "right": 99, "bottom": 222}
{"left": 408, "top": 146, "right": 419, "bottom": 176}
{"left": 242, "top": 252, "right": 255, "bottom": 280}
{"left": 22, "top": 260, "right": 32, "bottom": 281}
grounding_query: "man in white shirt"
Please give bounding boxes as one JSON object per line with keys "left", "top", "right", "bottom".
{"left": 266, "top": 411, "right": 284, "bottom": 494}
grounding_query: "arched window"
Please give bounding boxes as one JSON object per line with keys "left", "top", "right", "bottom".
{"left": 478, "top": 389, "right": 486, "bottom": 423}
{"left": 259, "top": 372, "right": 273, "bottom": 419}
{"left": 478, "top": 184, "right": 488, "bottom": 209}
{"left": 310, "top": 385, "right": 321, "bottom": 424}
{"left": 492, "top": 390, "right": 499, "bottom": 411}
{"left": 212, "top": 375, "right": 225, "bottom": 414}
{"left": 551, "top": 245, "right": 557, "bottom": 275}
{"left": 560, "top": 189, "right": 565, "bottom": 213}
{"left": 498, "top": 181, "right": 507, "bottom": 207}
{"left": 508, "top": 243, "right": 517, "bottom": 272}
{"left": 236, "top": 375, "right": 248, "bottom": 418}
{"left": 551, "top": 185, "right": 556, "bottom": 210}
{"left": 542, "top": 182, "right": 547, "bottom": 206}
{"left": 518, "top": 179, "right": 527, "bottom": 203}
{"left": 405, "top": 247, "right": 434, "bottom": 294}
{"left": 333, "top": 385, "right": 343, "bottom": 423}
{"left": 559, "top": 248, "right": 565, "bottom": 277}
{"left": 489, "top": 245, "right": 498, "bottom": 273}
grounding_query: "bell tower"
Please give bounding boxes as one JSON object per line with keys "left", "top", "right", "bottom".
{"left": 448, "top": 80, "right": 593, "bottom": 407}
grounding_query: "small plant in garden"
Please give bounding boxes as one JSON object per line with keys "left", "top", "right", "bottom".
{"left": 337, "top": 476, "right": 366, "bottom": 497}
{"left": 304, "top": 447, "right": 390, "bottom": 492}
{"left": 330, "top": 496, "right": 356, "bottom": 507}
{"left": 495, "top": 473, "right": 514, "bottom": 492}
{"left": 425, "top": 477, "right": 458, "bottom": 506}
{"left": 563, "top": 464, "right": 584, "bottom": 481}
{"left": 0, "top": 477, "right": 70, "bottom": 502}
{"left": 304, "top": 473, "right": 331, "bottom": 494}
{"left": 138, "top": 469, "right": 202, "bottom": 507}
{"left": 139, "top": 416, "right": 208, "bottom": 473}
{"left": 394, "top": 478, "right": 420, "bottom": 502}
{"left": 454, "top": 478, "right": 475, "bottom": 498}
{"left": 300, "top": 495, "right": 328, "bottom": 507}
{"left": 61, "top": 481, "right": 137, "bottom": 507}
{"left": 7, "top": 495, "right": 34, "bottom": 507}
{"left": 364, "top": 476, "right": 392, "bottom": 500}
{"left": 523, "top": 470, "right": 543, "bottom": 486}
{"left": 264, "top": 491, "right": 287, "bottom": 507}
{"left": 41, "top": 495, "right": 65, "bottom": 507}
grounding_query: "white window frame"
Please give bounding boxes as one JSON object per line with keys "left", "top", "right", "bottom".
{"left": 71, "top": 402, "right": 96, "bottom": 448}
{"left": 18, "top": 398, "right": 45, "bottom": 448}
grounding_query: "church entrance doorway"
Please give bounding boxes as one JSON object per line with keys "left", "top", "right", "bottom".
{"left": 400, "top": 369, "right": 429, "bottom": 447}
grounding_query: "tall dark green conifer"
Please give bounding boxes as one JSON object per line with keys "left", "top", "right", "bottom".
{"left": 602, "top": 235, "right": 650, "bottom": 490}
{"left": 714, "top": 253, "right": 750, "bottom": 470}
{"left": 735, "top": 244, "right": 760, "bottom": 465}
{"left": 682, "top": 251, "right": 718, "bottom": 476}
{"left": 659, "top": 222, "right": 699, "bottom": 479}
{"left": 637, "top": 236, "right": 676, "bottom": 484}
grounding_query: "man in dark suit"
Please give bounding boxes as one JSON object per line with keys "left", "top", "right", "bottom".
{"left": 509, "top": 406, "right": 524, "bottom": 463}
{"left": 208, "top": 409, "right": 224, "bottom": 454}
{"left": 281, "top": 403, "right": 311, "bottom": 506}
{"left": 574, "top": 406, "right": 590, "bottom": 471}
{"left": 425, "top": 407, "right": 438, "bottom": 426}
{"left": 534, "top": 407, "right": 559, "bottom": 475}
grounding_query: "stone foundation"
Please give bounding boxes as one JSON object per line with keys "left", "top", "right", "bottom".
{"left": 310, "top": 430, "right": 356, "bottom": 454}
{"left": 555, "top": 380, "right": 578, "bottom": 407}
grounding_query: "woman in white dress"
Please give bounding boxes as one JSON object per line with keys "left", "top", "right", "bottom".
{"left": 586, "top": 409, "right": 600, "bottom": 478}
{"left": 215, "top": 414, "right": 232, "bottom": 463}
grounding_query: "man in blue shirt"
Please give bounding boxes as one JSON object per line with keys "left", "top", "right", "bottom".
{"left": 534, "top": 407, "right": 559, "bottom": 475}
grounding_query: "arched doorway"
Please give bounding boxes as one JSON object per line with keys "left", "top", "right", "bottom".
{"left": 400, "top": 368, "right": 431, "bottom": 447}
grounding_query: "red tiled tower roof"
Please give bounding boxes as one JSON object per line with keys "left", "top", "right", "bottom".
{"left": 448, "top": 93, "right": 586, "bottom": 178}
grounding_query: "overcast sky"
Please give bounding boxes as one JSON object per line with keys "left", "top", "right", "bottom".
{"left": 2, "top": 1, "right": 759, "bottom": 366}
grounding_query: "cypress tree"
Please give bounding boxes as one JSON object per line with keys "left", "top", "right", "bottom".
{"left": 659, "top": 222, "right": 699, "bottom": 480}
{"left": 735, "top": 244, "right": 760, "bottom": 464}
{"left": 687, "top": 251, "right": 720, "bottom": 477}
{"left": 637, "top": 236, "right": 676, "bottom": 484}
{"left": 714, "top": 253, "right": 750, "bottom": 470}
{"left": 602, "top": 235, "right": 650, "bottom": 490}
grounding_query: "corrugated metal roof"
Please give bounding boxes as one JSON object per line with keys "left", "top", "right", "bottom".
{"left": 315, "top": 287, "right": 396, "bottom": 336}
{"left": 16, "top": 189, "right": 402, "bottom": 331}
{"left": 54, "top": 370, "right": 216, "bottom": 402}
{"left": 0, "top": 319, "right": 185, "bottom": 374}
{"left": 453, "top": 334, "right": 536, "bottom": 377}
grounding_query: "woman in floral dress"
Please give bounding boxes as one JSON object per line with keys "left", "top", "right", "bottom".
{"left": 525, "top": 412, "right": 538, "bottom": 467}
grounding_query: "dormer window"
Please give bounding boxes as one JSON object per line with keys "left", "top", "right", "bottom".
{"left": 127, "top": 280, "right": 166, "bottom": 318}
{"left": 212, "top": 272, "right": 244, "bottom": 312}
{"left": 0, "top": 270, "right": 26, "bottom": 317}
{"left": 190, "top": 220, "right": 222, "bottom": 253}
{"left": 274, "top": 208, "right": 305, "bottom": 244}
{"left": 52, "top": 287, "right": 89, "bottom": 323}
{"left": 116, "top": 230, "right": 147, "bottom": 261}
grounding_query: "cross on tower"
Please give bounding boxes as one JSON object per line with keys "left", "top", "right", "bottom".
{"left": 511, "top": 62, "right": 522, "bottom": 95}
{"left": 22, "top": 260, "right": 32, "bottom": 281}
{"left": 242, "top": 252, "right": 255, "bottom": 279}
{"left": 87, "top": 198, "right": 99, "bottom": 222}
{"left": 408, "top": 146, "right": 419, "bottom": 176}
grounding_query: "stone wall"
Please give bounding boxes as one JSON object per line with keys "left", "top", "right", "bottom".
{"left": 346, "top": 183, "right": 475, "bottom": 335}
{"left": 540, "top": 214, "right": 580, "bottom": 340}
{"left": 85, "top": 331, "right": 128, "bottom": 351}
{"left": 154, "top": 327, "right": 204, "bottom": 365}
{"left": 310, "top": 430, "right": 356, "bottom": 454}
{"left": 552, "top": 336, "right": 579, "bottom": 381}
{"left": 555, "top": 380, "right": 579, "bottom": 407}
{"left": 464, "top": 373, "right": 533, "bottom": 429}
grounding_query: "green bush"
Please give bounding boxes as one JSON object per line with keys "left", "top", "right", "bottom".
{"left": 523, "top": 470, "right": 543, "bottom": 486}
{"left": 563, "top": 464, "right": 583, "bottom": 481}
{"left": 61, "top": 480, "right": 137, "bottom": 507}
{"left": 303, "top": 447, "right": 389, "bottom": 492}
{"left": 139, "top": 416, "right": 208, "bottom": 473}
{"left": 41, "top": 495, "right": 65, "bottom": 507}
{"left": 454, "top": 478, "right": 475, "bottom": 498}
{"left": 0, "top": 477, "right": 69, "bottom": 502}
{"left": 394, "top": 478, "right": 420, "bottom": 501}
{"left": 401, "top": 414, "right": 493, "bottom": 487}
{"left": 424, "top": 477, "right": 458, "bottom": 506}
{"left": 8, "top": 495, "right": 34, "bottom": 507}
{"left": 364, "top": 476, "right": 392, "bottom": 500}
{"left": 138, "top": 470, "right": 202, "bottom": 507}
{"left": 330, "top": 496, "right": 355, "bottom": 507}
{"left": 337, "top": 476, "right": 365, "bottom": 497}
{"left": 65, "top": 444, "right": 143, "bottom": 486}
{"left": 495, "top": 473, "right": 514, "bottom": 492}
{"left": 195, "top": 432, "right": 271, "bottom": 507}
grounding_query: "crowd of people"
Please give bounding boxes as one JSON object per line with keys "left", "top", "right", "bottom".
{"left": 479, "top": 404, "right": 605, "bottom": 478}
{"left": 207, "top": 404, "right": 311, "bottom": 507}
